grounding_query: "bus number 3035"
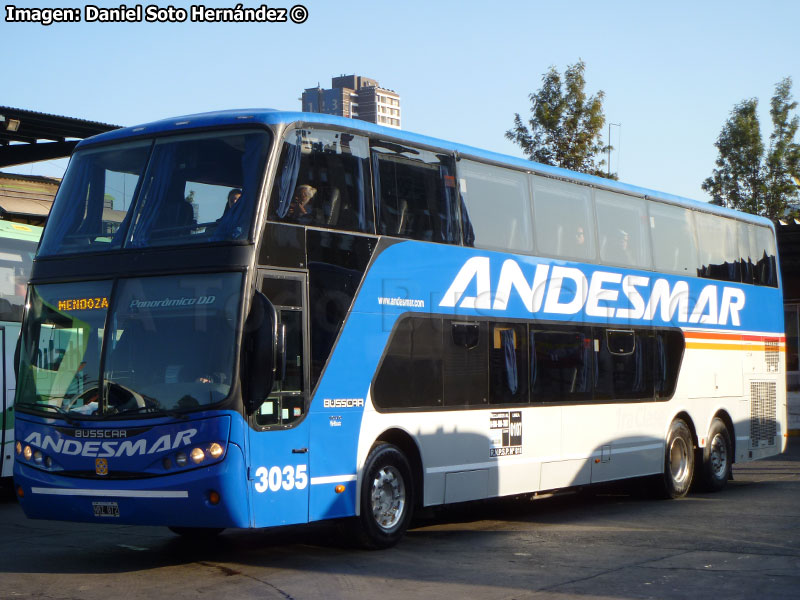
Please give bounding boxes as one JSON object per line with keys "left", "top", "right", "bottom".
{"left": 254, "top": 465, "right": 308, "bottom": 493}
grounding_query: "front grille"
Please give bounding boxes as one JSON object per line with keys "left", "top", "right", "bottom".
{"left": 764, "top": 339, "right": 780, "bottom": 373}
{"left": 56, "top": 470, "right": 159, "bottom": 480}
{"left": 750, "top": 381, "right": 777, "bottom": 448}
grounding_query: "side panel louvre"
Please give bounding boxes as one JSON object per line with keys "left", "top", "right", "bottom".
{"left": 750, "top": 381, "right": 777, "bottom": 449}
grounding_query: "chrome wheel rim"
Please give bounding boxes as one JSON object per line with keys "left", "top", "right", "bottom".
{"left": 371, "top": 465, "right": 406, "bottom": 531}
{"left": 709, "top": 433, "right": 728, "bottom": 479}
{"left": 669, "top": 436, "right": 690, "bottom": 485}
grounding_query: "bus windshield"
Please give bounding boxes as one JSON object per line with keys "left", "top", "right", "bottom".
{"left": 37, "top": 129, "right": 271, "bottom": 256}
{"left": 16, "top": 272, "right": 243, "bottom": 418}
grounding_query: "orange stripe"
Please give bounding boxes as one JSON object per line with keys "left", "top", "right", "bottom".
{"left": 685, "top": 342, "right": 786, "bottom": 352}
{"left": 683, "top": 331, "right": 786, "bottom": 342}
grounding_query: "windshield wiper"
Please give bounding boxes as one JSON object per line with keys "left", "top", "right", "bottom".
{"left": 114, "top": 404, "right": 189, "bottom": 420}
{"left": 22, "top": 403, "right": 79, "bottom": 425}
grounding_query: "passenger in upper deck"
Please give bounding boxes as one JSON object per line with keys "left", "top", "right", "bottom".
{"left": 218, "top": 188, "right": 242, "bottom": 220}
{"left": 286, "top": 184, "right": 318, "bottom": 225}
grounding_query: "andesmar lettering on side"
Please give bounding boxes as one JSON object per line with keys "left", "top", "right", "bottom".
{"left": 439, "top": 257, "right": 746, "bottom": 327}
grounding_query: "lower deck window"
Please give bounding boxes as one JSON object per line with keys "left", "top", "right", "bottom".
{"left": 372, "top": 315, "right": 684, "bottom": 410}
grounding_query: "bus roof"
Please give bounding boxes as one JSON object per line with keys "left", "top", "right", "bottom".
{"left": 0, "top": 220, "right": 42, "bottom": 242}
{"left": 76, "top": 108, "right": 775, "bottom": 229}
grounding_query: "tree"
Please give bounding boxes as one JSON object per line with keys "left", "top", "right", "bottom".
{"left": 703, "top": 77, "right": 800, "bottom": 220}
{"left": 702, "top": 99, "right": 765, "bottom": 215}
{"left": 765, "top": 78, "right": 800, "bottom": 218}
{"left": 506, "top": 60, "right": 614, "bottom": 179}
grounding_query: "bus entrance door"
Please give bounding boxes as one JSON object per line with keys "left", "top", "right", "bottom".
{"left": 247, "top": 271, "right": 311, "bottom": 528}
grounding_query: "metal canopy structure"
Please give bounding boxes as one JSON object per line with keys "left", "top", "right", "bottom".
{"left": 0, "top": 106, "right": 120, "bottom": 167}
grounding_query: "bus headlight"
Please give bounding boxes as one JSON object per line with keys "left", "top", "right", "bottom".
{"left": 33, "top": 450, "right": 43, "bottom": 464}
{"left": 208, "top": 443, "right": 223, "bottom": 459}
{"left": 23, "top": 445, "right": 32, "bottom": 461}
{"left": 175, "top": 452, "right": 188, "bottom": 467}
{"left": 15, "top": 441, "right": 22, "bottom": 455}
{"left": 190, "top": 448, "right": 205, "bottom": 464}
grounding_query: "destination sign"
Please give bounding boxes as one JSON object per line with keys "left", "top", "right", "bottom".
{"left": 57, "top": 297, "right": 109, "bottom": 312}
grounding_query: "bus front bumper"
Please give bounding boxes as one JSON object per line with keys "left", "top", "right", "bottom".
{"left": 13, "top": 443, "right": 250, "bottom": 528}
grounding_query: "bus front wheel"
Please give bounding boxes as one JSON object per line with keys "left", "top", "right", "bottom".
{"left": 354, "top": 443, "right": 414, "bottom": 549}
{"left": 697, "top": 418, "right": 732, "bottom": 492}
{"left": 660, "top": 419, "right": 694, "bottom": 499}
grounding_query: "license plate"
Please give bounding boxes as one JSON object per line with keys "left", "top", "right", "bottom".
{"left": 92, "top": 501, "right": 120, "bottom": 518}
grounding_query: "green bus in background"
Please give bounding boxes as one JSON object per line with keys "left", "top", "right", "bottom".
{"left": 0, "top": 221, "right": 42, "bottom": 479}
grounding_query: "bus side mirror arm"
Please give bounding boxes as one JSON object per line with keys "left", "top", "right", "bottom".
{"left": 14, "top": 333, "right": 21, "bottom": 382}
{"left": 242, "top": 291, "right": 284, "bottom": 414}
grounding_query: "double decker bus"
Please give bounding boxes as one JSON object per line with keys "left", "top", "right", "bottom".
{"left": 0, "top": 221, "right": 41, "bottom": 479}
{"left": 13, "top": 110, "right": 785, "bottom": 547}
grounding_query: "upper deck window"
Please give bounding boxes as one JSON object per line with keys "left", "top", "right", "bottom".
{"left": 695, "top": 212, "right": 741, "bottom": 283}
{"left": 458, "top": 160, "right": 533, "bottom": 253}
{"left": 532, "top": 176, "right": 596, "bottom": 261}
{"left": 38, "top": 129, "right": 270, "bottom": 256}
{"left": 372, "top": 142, "right": 460, "bottom": 244}
{"left": 595, "top": 189, "right": 652, "bottom": 269}
{"left": 269, "top": 128, "right": 373, "bottom": 233}
{"left": 648, "top": 202, "right": 699, "bottom": 276}
{"left": 39, "top": 140, "right": 150, "bottom": 256}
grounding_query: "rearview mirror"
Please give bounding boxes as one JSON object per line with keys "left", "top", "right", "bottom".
{"left": 242, "top": 291, "right": 282, "bottom": 414}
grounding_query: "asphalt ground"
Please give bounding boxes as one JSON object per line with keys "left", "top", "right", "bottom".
{"left": 1, "top": 439, "right": 799, "bottom": 599}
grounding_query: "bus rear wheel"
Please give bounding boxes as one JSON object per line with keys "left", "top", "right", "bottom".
{"left": 660, "top": 419, "right": 694, "bottom": 499}
{"left": 354, "top": 443, "right": 414, "bottom": 549}
{"left": 697, "top": 418, "right": 732, "bottom": 492}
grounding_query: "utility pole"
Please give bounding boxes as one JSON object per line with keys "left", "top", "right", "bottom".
{"left": 607, "top": 122, "right": 621, "bottom": 176}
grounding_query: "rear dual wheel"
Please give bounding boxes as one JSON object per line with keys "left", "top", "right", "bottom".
{"left": 697, "top": 418, "right": 732, "bottom": 492}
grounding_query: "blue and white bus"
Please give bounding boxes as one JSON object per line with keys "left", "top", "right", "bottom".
{"left": 13, "top": 110, "right": 786, "bottom": 547}
{"left": 0, "top": 221, "right": 41, "bottom": 480}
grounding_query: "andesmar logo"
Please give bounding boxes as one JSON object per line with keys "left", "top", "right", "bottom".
{"left": 439, "top": 257, "right": 746, "bottom": 327}
{"left": 23, "top": 429, "right": 197, "bottom": 458}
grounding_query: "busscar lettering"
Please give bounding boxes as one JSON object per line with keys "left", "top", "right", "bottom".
{"left": 323, "top": 398, "right": 364, "bottom": 408}
{"left": 440, "top": 258, "right": 747, "bottom": 327}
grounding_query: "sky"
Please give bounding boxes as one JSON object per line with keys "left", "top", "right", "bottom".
{"left": 2, "top": 0, "right": 799, "bottom": 204}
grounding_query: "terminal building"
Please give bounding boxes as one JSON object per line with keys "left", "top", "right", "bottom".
{"left": 301, "top": 75, "right": 401, "bottom": 129}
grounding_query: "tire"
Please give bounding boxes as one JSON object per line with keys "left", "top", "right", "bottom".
{"left": 697, "top": 418, "right": 732, "bottom": 492}
{"left": 168, "top": 526, "right": 225, "bottom": 538}
{"left": 659, "top": 419, "right": 694, "bottom": 499}
{"left": 354, "top": 443, "right": 414, "bottom": 549}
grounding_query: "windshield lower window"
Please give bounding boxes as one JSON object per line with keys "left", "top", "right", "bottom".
{"left": 16, "top": 273, "right": 243, "bottom": 419}
{"left": 102, "top": 273, "right": 242, "bottom": 416}
{"left": 38, "top": 129, "right": 270, "bottom": 256}
{"left": 17, "top": 281, "right": 111, "bottom": 416}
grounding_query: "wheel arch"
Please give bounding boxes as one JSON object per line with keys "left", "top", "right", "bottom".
{"left": 671, "top": 410, "right": 698, "bottom": 449}
{"left": 372, "top": 428, "right": 423, "bottom": 509}
{"left": 709, "top": 409, "right": 736, "bottom": 463}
